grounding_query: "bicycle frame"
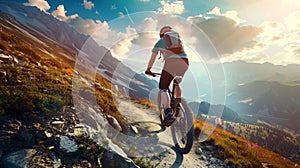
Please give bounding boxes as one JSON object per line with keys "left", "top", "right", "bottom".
{"left": 168, "top": 78, "right": 180, "bottom": 109}
{"left": 148, "top": 72, "right": 181, "bottom": 112}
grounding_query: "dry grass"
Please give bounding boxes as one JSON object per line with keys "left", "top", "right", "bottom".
{"left": 0, "top": 19, "right": 128, "bottom": 132}
{"left": 194, "top": 119, "right": 299, "bottom": 168}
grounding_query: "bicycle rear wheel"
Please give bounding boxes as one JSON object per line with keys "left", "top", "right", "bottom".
{"left": 171, "top": 98, "right": 194, "bottom": 154}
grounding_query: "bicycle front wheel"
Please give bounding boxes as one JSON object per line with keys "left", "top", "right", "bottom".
{"left": 171, "top": 98, "right": 194, "bottom": 154}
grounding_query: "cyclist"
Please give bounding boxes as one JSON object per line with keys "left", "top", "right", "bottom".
{"left": 145, "top": 26, "right": 189, "bottom": 126}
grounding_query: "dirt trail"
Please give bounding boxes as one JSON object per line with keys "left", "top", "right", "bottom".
{"left": 116, "top": 98, "right": 226, "bottom": 168}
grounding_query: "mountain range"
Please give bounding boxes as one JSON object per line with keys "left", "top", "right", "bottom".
{"left": 188, "top": 61, "right": 300, "bottom": 131}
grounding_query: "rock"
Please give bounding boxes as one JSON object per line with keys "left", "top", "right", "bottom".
{"left": 206, "top": 145, "right": 215, "bottom": 151}
{"left": 0, "top": 117, "right": 22, "bottom": 150}
{"left": 48, "top": 146, "right": 55, "bottom": 150}
{"left": 130, "top": 125, "right": 138, "bottom": 134}
{"left": 73, "top": 124, "right": 85, "bottom": 136}
{"left": 107, "top": 115, "right": 122, "bottom": 132}
{"left": 44, "top": 130, "right": 52, "bottom": 138}
{"left": 210, "top": 158, "right": 217, "bottom": 164}
{"left": 16, "top": 125, "right": 35, "bottom": 147}
{"left": 200, "top": 155, "right": 207, "bottom": 161}
{"left": 0, "top": 71, "right": 6, "bottom": 77}
{"left": 30, "top": 151, "right": 62, "bottom": 168}
{"left": 0, "top": 54, "right": 13, "bottom": 64}
{"left": 101, "top": 150, "right": 140, "bottom": 168}
{"left": 52, "top": 121, "right": 64, "bottom": 125}
{"left": 80, "top": 160, "right": 92, "bottom": 167}
{"left": 59, "top": 135, "right": 78, "bottom": 153}
{"left": 1, "top": 149, "right": 37, "bottom": 168}
{"left": 195, "top": 147, "right": 203, "bottom": 155}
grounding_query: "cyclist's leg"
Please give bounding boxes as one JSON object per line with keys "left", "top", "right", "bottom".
{"left": 158, "top": 70, "right": 173, "bottom": 109}
{"left": 174, "top": 85, "right": 182, "bottom": 98}
{"left": 159, "top": 70, "right": 175, "bottom": 126}
{"left": 173, "top": 58, "right": 189, "bottom": 99}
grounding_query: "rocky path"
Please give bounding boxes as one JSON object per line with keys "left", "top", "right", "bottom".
{"left": 116, "top": 98, "right": 230, "bottom": 168}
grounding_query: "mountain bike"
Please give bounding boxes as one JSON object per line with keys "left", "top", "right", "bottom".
{"left": 147, "top": 72, "right": 194, "bottom": 154}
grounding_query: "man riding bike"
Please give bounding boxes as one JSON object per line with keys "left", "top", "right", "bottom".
{"left": 145, "top": 26, "right": 189, "bottom": 126}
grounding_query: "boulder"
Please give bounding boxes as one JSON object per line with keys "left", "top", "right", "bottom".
{"left": 59, "top": 135, "right": 78, "bottom": 153}
{"left": 0, "top": 117, "right": 22, "bottom": 150}
{"left": 101, "top": 150, "right": 140, "bottom": 168}
{"left": 1, "top": 149, "right": 37, "bottom": 168}
{"left": 16, "top": 125, "right": 35, "bottom": 147}
{"left": 107, "top": 115, "right": 122, "bottom": 132}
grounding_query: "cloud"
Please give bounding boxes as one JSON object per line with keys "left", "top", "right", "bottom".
{"left": 158, "top": 1, "right": 185, "bottom": 14}
{"left": 52, "top": 5, "right": 78, "bottom": 22}
{"left": 248, "top": 10, "right": 300, "bottom": 65}
{"left": 293, "top": 47, "right": 300, "bottom": 58}
{"left": 208, "top": 6, "right": 245, "bottom": 25}
{"left": 51, "top": 4, "right": 109, "bottom": 41}
{"left": 121, "top": 8, "right": 264, "bottom": 62}
{"left": 216, "top": 7, "right": 300, "bottom": 65}
{"left": 285, "top": 10, "right": 300, "bottom": 31}
{"left": 110, "top": 26, "right": 138, "bottom": 58}
{"left": 61, "top": 16, "right": 138, "bottom": 58}
{"left": 23, "top": 0, "right": 50, "bottom": 12}
{"left": 220, "top": 43, "right": 269, "bottom": 64}
{"left": 83, "top": 0, "right": 94, "bottom": 10}
{"left": 131, "top": 17, "right": 158, "bottom": 47}
{"left": 68, "top": 17, "right": 110, "bottom": 39}
{"left": 189, "top": 15, "right": 263, "bottom": 55}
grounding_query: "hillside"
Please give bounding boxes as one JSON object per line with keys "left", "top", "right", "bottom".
{"left": 189, "top": 101, "right": 242, "bottom": 122}
{"left": 218, "top": 120, "right": 300, "bottom": 163}
{"left": 190, "top": 99, "right": 300, "bottom": 163}
{"left": 0, "top": 1, "right": 148, "bottom": 167}
{"left": 225, "top": 80, "right": 300, "bottom": 131}
{"left": 194, "top": 119, "right": 300, "bottom": 168}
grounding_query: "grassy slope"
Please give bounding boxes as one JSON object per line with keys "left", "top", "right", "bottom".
{"left": 0, "top": 17, "right": 127, "bottom": 130}
{"left": 220, "top": 120, "right": 300, "bottom": 163}
{"left": 194, "top": 119, "right": 300, "bottom": 168}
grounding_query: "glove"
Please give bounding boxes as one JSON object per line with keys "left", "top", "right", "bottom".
{"left": 145, "top": 69, "right": 155, "bottom": 77}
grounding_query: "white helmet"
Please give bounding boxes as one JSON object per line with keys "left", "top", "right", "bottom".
{"left": 159, "top": 26, "right": 172, "bottom": 38}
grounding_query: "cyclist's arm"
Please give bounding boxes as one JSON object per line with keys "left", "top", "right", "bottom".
{"left": 146, "top": 52, "right": 158, "bottom": 71}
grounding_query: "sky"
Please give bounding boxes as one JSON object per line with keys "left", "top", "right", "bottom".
{"left": 11, "top": 0, "right": 300, "bottom": 66}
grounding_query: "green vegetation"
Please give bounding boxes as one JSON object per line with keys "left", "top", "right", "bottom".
{"left": 0, "top": 65, "right": 71, "bottom": 119}
{"left": 76, "top": 135, "right": 106, "bottom": 167}
{"left": 133, "top": 158, "right": 160, "bottom": 168}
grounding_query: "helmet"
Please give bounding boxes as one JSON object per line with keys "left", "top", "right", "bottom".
{"left": 159, "top": 26, "right": 172, "bottom": 38}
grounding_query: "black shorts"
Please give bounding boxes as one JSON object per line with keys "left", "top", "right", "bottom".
{"left": 159, "top": 58, "right": 189, "bottom": 90}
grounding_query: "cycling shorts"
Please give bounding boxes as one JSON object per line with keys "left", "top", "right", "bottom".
{"left": 159, "top": 58, "right": 189, "bottom": 90}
